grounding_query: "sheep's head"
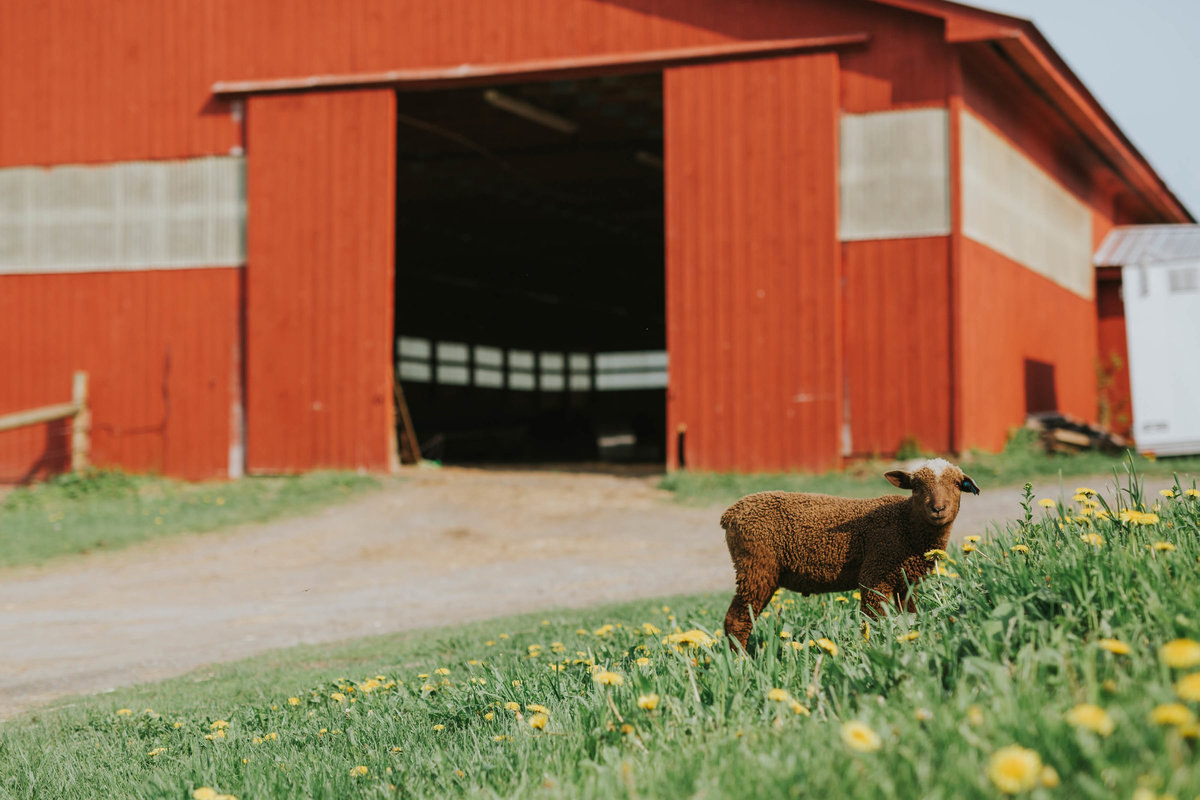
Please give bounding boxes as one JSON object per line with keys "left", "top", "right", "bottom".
{"left": 885, "top": 458, "right": 979, "bottom": 527}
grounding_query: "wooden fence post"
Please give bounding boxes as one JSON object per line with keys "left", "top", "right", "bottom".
{"left": 71, "top": 370, "right": 90, "bottom": 472}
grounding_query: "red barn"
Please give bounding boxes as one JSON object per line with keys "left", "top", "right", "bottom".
{"left": 0, "top": 0, "right": 1190, "bottom": 481}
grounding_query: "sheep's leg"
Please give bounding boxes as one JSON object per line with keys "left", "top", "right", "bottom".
{"left": 724, "top": 565, "right": 778, "bottom": 651}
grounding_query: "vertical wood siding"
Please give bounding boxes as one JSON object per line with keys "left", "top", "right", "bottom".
{"left": 0, "top": 269, "right": 240, "bottom": 481}
{"left": 957, "top": 237, "right": 1098, "bottom": 451}
{"left": 1096, "top": 273, "right": 1133, "bottom": 438}
{"left": 665, "top": 53, "right": 840, "bottom": 472}
{"left": 0, "top": 0, "right": 936, "bottom": 167}
{"left": 843, "top": 237, "right": 951, "bottom": 456}
{"left": 244, "top": 90, "right": 396, "bottom": 473}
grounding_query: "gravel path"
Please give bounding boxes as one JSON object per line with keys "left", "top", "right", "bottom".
{"left": 0, "top": 467, "right": 1168, "bottom": 720}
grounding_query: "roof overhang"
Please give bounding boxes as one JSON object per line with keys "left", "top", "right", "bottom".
{"left": 867, "top": 0, "right": 1193, "bottom": 224}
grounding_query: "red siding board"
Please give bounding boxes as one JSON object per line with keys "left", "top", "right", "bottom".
{"left": 665, "top": 53, "right": 841, "bottom": 473}
{"left": 1096, "top": 274, "right": 1133, "bottom": 439}
{"left": 244, "top": 89, "right": 396, "bottom": 474}
{"left": 0, "top": 269, "right": 240, "bottom": 482}
{"left": 958, "top": 237, "right": 1098, "bottom": 452}
{"left": 843, "top": 238, "right": 951, "bottom": 456}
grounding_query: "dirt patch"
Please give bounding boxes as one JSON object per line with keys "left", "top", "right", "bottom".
{"left": 0, "top": 466, "right": 1168, "bottom": 720}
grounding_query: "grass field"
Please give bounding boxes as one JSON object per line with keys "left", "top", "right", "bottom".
{"left": 0, "top": 469, "right": 379, "bottom": 568}
{"left": 660, "top": 429, "right": 1200, "bottom": 506}
{"left": 2, "top": 465, "right": 1198, "bottom": 799}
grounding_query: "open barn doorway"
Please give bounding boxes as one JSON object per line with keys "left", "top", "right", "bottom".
{"left": 391, "top": 73, "right": 665, "bottom": 466}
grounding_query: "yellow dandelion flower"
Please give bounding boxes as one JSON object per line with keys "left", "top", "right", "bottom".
{"left": 593, "top": 624, "right": 614, "bottom": 637}
{"left": 767, "top": 688, "right": 791, "bottom": 702}
{"left": 486, "top": 640, "right": 496, "bottom": 647}
{"left": 1119, "top": 509, "right": 1160, "bottom": 525}
{"left": 640, "top": 623, "right": 661, "bottom": 635}
{"left": 434, "top": 667, "right": 450, "bottom": 675}
{"left": 1037, "top": 498, "right": 1056, "bottom": 508}
{"left": 923, "top": 548, "right": 948, "bottom": 561}
{"left": 1097, "top": 638, "right": 1131, "bottom": 655}
{"left": 780, "top": 630, "right": 793, "bottom": 638}
{"left": 896, "top": 631, "right": 920, "bottom": 643}
{"left": 1160, "top": 488, "right": 1176, "bottom": 498}
{"left": 483, "top": 711, "right": 495, "bottom": 720}
{"left": 967, "top": 705, "right": 985, "bottom": 726}
{"left": 1185, "top": 488, "right": 1200, "bottom": 498}
{"left": 593, "top": 671, "right": 624, "bottom": 686}
{"left": 1160, "top": 639, "right": 1200, "bottom": 669}
{"left": 193, "top": 789, "right": 219, "bottom": 800}
{"left": 852, "top": 590, "right": 862, "bottom": 599}
{"left": 504, "top": 701, "right": 521, "bottom": 712}
{"left": 528, "top": 713, "right": 549, "bottom": 730}
{"left": 117, "top": 708, "right": 132, "bottom": 716}
{"left": 962, "top": 543, "right": 977, "bottom": 553}
{"left": 1072, "top": 492, "right": 1089, "bottom": 502}
{"left": 1075, "top": 487, "right": 1097, "bottom": 496}
{"left": 914, "top": 708, "right": 933, "bottom": 721}
{"left": 330, "top": 693, "right": 346, "bottom": 703}
{"left": 1009, "top": 544, "right": 1030, "bottom": 554}
{"left": 790, "top": 640, "right": 803, "bottom": 650}
{"left": 210, "top": 720, "right": 229, "bottom": 730}
{"left": 432, "top": 724, "right": 445, "bottom": 731}
{"left": 662, "top": 629, "right": 716, "bottom": 648}
{"left": 964, "top": 535, "right": 981, "bottom": 543}
{"left": 287, "top": 697, "right": 300, "bottom": 706}
{"left": 635, "top": 657, "right": 651, "bottom": 667}
{"left": 1064, "top": 703, "right": 1114, "bottom": 736}
{"left": 638, "top": 694, "right": 660, "bottom": 710}
{"left": 840, "top": 720, "right": 882, "bottom": 752}
{"left": 499, "top": 633, "right": 509, "bottom": 639}
{"left": 147, "top": 747, "right": 166, "bottom": 756}
{"left": 791, "top": 701, "right": 811, "bottom": 715}
{"left": 1079, "top": 533, "right": 1104, "bottom": 547}
{"left": 1180, "top": 720, "right": 1200, "bottom": 738}
{"left": 1175, "top": 671, "right": 1200, "bottom": 701}
{"left": 835, "top": 596, "right": 850, "bottom": 603}
{"left": 526, "top": 704, "right": 549, "bottom": 714}
{"left": 350, "top": 765, "right": 369, "bottom": 777}
{"left": 987, "top": 745, "right": 1042, "bottom": 794}
{"left": 1150, "top": 703, "right": 1196, "bottom": 726}
{"left": 1152, "top": 541, "right": 1176, "bottom": 552}
{"left": 816, "top": 638, "right": 839, "bottom": 656}
{"left": 1040, "top": 766, "right": 1060, "bottom": 788}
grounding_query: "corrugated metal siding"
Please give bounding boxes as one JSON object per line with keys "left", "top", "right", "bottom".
{"left": 843, "top": 237, "right": 951, "bottom": 455}
{"left": 839, "top": 108, "right": 950, "bottom": 241}
{"left": 244, "top": 89, "right": 396, "bottom": 473}
{"left": 1094, "top": 224, "right": 1200, "bottom": 267}
{"left": 957, "top": 237, "right": 1098, "bottom": 451}
{"left": 665, "top": 53, "right": 840, "bottom": 473}
{"left": 0, "top": 268, "right": 240, "bottom": 482}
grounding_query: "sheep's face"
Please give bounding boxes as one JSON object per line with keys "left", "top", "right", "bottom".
{"left": 885, "top": 458, "right": 979, "bottom": 527}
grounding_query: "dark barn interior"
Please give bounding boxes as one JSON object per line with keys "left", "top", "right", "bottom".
{"left": 392, "top": 73, "right": 666, "bottom": 464}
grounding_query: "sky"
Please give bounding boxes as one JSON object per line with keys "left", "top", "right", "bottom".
{"left": 971, "top": 0, "right": 1200, "bottom": 219}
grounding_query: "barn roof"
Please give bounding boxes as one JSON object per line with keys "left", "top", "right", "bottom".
{"left": 866, "top": 0, "right": 1192, "bottom": 224}
{"left": 1094, "top": 225, "right": 1200, "bottom": 267}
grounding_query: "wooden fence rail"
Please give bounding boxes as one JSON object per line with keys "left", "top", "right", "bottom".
{"left": 0, "top": 371, "right": 90, "bottom": 472}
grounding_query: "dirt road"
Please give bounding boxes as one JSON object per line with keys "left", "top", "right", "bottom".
{"left": 0, "top": 467, "right": 1165, "bottom": 720}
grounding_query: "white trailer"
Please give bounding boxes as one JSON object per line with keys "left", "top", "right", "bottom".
{"left": 1097, "top": 225, "right": 1200, "bottom": 456}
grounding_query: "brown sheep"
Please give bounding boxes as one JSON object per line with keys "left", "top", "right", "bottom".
{"left": 720, "top": 458, "right": 979, "bottom": 649}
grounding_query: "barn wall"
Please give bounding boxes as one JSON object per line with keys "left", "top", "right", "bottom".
{"left": 843, "top": 237, "right": 952, "bottom": 456}
{"left": 665, "top": 53, "right": 840, "bottom": 472}
{"left": 0, "top": 0, "right": 947, "bottom": 167}
{"left": 244, "top": 89, "right": 396, "bottom": 473}
{"left": 0, "top": 269, "right": 240, "bottom": 482}
{"left": 957, "top": 237, "right": 1098, "bottom": 451}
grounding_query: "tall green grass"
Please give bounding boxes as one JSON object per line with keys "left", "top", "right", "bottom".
{"left": 2, "top": 465, "right": 1198, "bottom": 798}
{"left": 0, "top": 469, "right": 378, "bottom": 567}
{"left": 661, "top": 428, "right": 1200, "bottom": 506}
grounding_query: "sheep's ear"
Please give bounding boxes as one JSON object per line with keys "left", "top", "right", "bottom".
{"left": 885, "top": 470, "right": 912, "bottom": 490}
{"left": 960, "top": 474, "right": 980, "bottom": 495}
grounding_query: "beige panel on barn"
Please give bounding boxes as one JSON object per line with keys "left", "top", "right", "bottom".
{"left": 961, "top": 111, "right": 1093, "bottom": 299}
{"left": 839, "top": 108, "right": 950, "bottom": 241}
{"left": 0, "top": 156, "right": 245, "bottom": 274}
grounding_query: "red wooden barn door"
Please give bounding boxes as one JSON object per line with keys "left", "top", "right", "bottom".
{"left": 245, "top": 89, "right": 397, "bottom": 473}
{"left": 664, "top": 54, "right": 841, "bottom": 473}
